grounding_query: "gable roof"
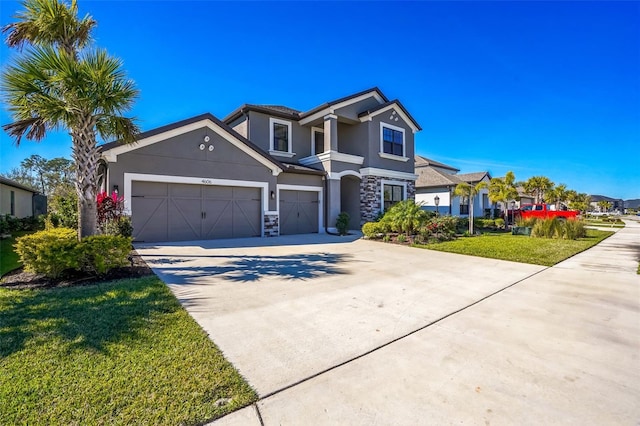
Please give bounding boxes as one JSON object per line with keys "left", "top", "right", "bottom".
{"left": 414, "top": 155, "right": 459, "bottom": 172}
{"left": 0, "top": 176, "right": 39, "bottom": 193}
{"left": 357, "top": 99, "right": 422, "bottom": 132}
{"left": 456, "top": 172, "right": 491, "bottom": 183}
{"left": 223, "top": 104, "right": 301, "bottom": 123}
{"left": 298, "top": 87, "right": 388, "bottom": 120}
{"left": 99, "top": 113, "right": 285, "bottom": 176}
{"left": 416, "top": 167, "right": 464, "bottom": 188}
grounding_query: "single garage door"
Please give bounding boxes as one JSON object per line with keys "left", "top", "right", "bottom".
{"left": 131, "top": 182, "right": 261, "bottom": 242}
{"left": 279, "top": 190, "right": 319, "bottom": 235}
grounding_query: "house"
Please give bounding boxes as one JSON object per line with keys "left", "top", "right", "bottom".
{"left": 0, "top": 176, "right": 46, "bottom": 218}
{"left": 99, "top": 87, "right": 421, "bottom": 243}
{"left": 414, "top": 155, "right": 491, "bottom": 217}
{"left": 589, "top": 195, "right": 624, "bottom": 213}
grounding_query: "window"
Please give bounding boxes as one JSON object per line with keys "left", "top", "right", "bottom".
{"left": 269, "top": 118, "right": 293, "bottom": 156}
{"left": 311, "top": 127, "right": 324, "bottom": 155}
{"left": 383, "top": 184, "right": 404, "bottom": 211}
{"left": 460, "top": 196, "right": 469, "bottom": 215}
{"left": 274, "top": 123, "right": 288, "bottom": 151}
{"left": 10, "top": 191, "right": 15, "bottom": 216}
{"left": 380, "top": 122, "right": 405, "bottom": 158}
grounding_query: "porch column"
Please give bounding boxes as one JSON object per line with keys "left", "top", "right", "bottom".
{"left": 323, "top": 114, "right": 338, "bottom": 152}
{"left": 327, "top": 177, "right": 341, "bottom": 232}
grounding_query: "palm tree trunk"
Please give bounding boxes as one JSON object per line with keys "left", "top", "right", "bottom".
{"left": 71, "top": 115, "right": 100, "bottom": 239}
{"left": 469, "top": 196, "right": 474, "bottom": 235}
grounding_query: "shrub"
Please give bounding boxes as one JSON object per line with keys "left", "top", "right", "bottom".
{"left": 335, "top": 212, "right": 350, "bottom": 236}
{"left": 420, "top": 215, "right": 458, "bottom": 242}
{"left": 97, "top": 191, "right": 128, "bottom": 235}
{"left": 516, "top": 217, "right": 538, "bottom": 228}
{"left": 397, "top": 234, "right": 406, "bottom": 243}
{"left": 379, "top": 200, "right": 428, "bottom": 235}
{"left": 382, "top": 234, "right": 391, "bottom": 242}
{"left": 495, "top": 218, "right": 505, "bottom": 229}
{"left": 102, "top": 215, "right": 133, "bottom": 237}
{"left": 456, "top": 217, "right": 469, "bottom": 234}
{"left": 14, "top": 228, "right": 79, "bottom": 278}
{"left": 362, "top": 221, "right": 385, "bottom": 239}
{"left": 562, "top": 219, "right": 586, "bottom": 240}
{"left": 78, "top": 235, "right": 132, "bottom": 275}
{"left": 531, "top": 218, "right": 561, "bottom": 239}
{"left": 474, "top": 218, "right": 495, "bottom": 229}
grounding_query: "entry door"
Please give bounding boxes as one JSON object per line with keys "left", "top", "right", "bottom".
{"left": 279, "top": 190, "right": 319, "bottom": 235}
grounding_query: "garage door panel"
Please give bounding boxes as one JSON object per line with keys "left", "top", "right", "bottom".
{"left": 133, "top": 182, "right": 262, "bottom": 243}
{"left": 132, "top": 195, "right": 168, "bottom": 242}
{"left": 279, "top": 190, "right": 319, "bottom": 235}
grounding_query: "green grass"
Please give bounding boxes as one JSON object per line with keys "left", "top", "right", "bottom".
{"left": 415, "top": 229, "right": 613, "bottom": 266}
{"left": 583, "top": 220, "right": 625, "bottom": 228}
{"left": 0, "top": 276, "right": 256, "bottom": 425}
{"left": 0, "top": 231, "right": 31, "bottom": 276}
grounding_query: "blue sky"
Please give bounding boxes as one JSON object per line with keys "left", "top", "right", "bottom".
{"left": 1, "top": 1, "right": 639, "bottom": 199}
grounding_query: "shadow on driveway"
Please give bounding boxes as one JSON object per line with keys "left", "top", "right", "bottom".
{"left": 148, "top": 252, "right": 352, "bottom": 284}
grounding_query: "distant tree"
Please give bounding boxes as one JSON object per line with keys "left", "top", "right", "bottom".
{"left": 1, "top": 154, "right": 74, "bottom": 195}
{"left": 597, "top": 200, "right": 612, "bottom": 213}
{"left": 545, "top": 183, "right": 568, "bottom": 209}
{"left": 567, "top": 191, "right": 590, "bottom": 214}
{"left": 453, "top": 181, "right": 487, "bottom": 235}
{"left": 2, "top": 0, "right": 139, "bottom": 238}
{"left": 524, "top": 176, "right": 554, "bottom": 204}
{"left": 488, "top": 171, "right": 518, "bottom": 223}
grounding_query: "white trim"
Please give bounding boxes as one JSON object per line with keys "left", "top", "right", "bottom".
{"left": 101, "top": 118, "right": 282, "bottom": 176}
{"left": 359, "top": 167, "right": 418, "bottom": 181}
{"left": 298, "top": 150, "right": 364, "bottom": 166}
{"left": 327, "top": 170, "right": 362, "bottom": 180}
{"left": 298, "top": 91, "right": 386, "bottom": 125}
{"left": 269, "top": 150, "right": 295, "bottom": 158}
{"left": 360, "top": 102, "right": 420, "bottom": 133}
{"left": 381, "top": 179, "right": 408, "bottom": 213}
{"left": 379, "top": 121, "right": 406, "bottom": 158}
{"left": 311, "top": 126, "right": 325, "bottom": 156}
{"left": 269, "top": 117, "right": 294, "bottom": 155}
{"left": 276, "top": 184, "right": 324, "bottom": 234}
{"left": 323, "top": 114, "right": 338, "bottom": 120}
{"left": 123, "top": 173, "right": 270, "bottom": 236}
{"left": 378, "top": 152, "right": 410, "bottom": 162}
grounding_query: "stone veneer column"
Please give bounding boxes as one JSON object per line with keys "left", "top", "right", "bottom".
{"left": 263, "top": 213, "right": 279, "bottom": 237}
{"left": 359, "top": 175, "right": 417, "bottom": 225}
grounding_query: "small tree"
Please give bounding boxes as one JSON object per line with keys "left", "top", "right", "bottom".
{"left": 597, "top": 200, "right": 612, "bottom": 213}
{"left": 488, "top": 171, "right": 518, "bottom": 225}
{"left": 453, "top": 181, "right": 487, "bottom": 235}
{"left": 524, "top": 176, "right": 554, "bottom": 204}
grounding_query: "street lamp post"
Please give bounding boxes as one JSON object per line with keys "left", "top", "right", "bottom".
{"left": 434, "top": 195, "right": 440, "bottom": 216}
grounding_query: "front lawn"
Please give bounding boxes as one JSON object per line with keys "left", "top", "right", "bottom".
{"left": 0, "top": 231, "right": 31, "bottom": 276}
{"left": 0, "top": 276, "right": 256, "bottom": 425}
{"left": 416, "top": 229, "right": 613, "bottom": 266}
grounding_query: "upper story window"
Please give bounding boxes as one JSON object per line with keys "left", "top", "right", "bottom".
{"left": 269, "top": 118, "right": 294, "bottom": 157}
{"left": 379, "top": 122, "right": 408, "bottom": 161}
{"left": 311, "top": 127, "right": 324, "bottom": 156}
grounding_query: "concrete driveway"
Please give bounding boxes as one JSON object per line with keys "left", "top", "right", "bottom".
{"left": 136, "top": 221, "right": 640, "bottom": 425}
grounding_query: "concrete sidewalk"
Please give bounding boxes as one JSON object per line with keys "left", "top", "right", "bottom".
{"left": 212, "top": 221, "right": 640, "bottom": 425}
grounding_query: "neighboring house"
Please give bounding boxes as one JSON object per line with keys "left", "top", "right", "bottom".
{"left": 589, "top": 195, "right": 624, "bottom": 212}
{"left": 0, "top": 176, "right": 46, "bottom": 218}
{"left": 99, "top": 87, "right": 421, "bottom": 243}
{"left": 414, "top": 155, "right": 491, "bottom": 217}
{"left": 495, "top": 185, "right": 535, "bottom": 213}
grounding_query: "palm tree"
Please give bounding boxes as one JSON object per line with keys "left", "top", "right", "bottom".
{"left": 2, "top": 46, "right": 139, "bottom": 237}
{"left": 488, "top": 171, "right": 519, "bottom": 224}
{"left": 2, "top": 0, "right": 95, "bottom": 56}
{"left": 546, "top": 183, "right": 568, "bottom": 210}
{"left": 453, "top": 181, "right": 487, "bottom": 235}
{"left": 597, "top": 200, "right": 612, "bottom": 213}
{"left": 524, "top": 176, "right": 554, "bottom": 204}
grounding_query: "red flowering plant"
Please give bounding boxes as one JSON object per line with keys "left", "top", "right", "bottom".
{"left": 96, "top": 191, "right": 131, "bottom": 236}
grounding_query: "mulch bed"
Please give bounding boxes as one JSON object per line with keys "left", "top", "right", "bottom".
{"left": 0, "top": 250, "right": 154, "bottom": 290}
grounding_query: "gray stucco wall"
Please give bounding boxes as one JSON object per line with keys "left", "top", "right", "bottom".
{"left": 363, "top": 113, "right": 415, "bottom": 173}
{"left": 106, "top": 126, "right": 279, "bottom": 211}
{"left": 277, "top": 173, "right": 323, "bottom": 187}
{"left": 248, "top": 111, "right": 312, "bottom": 160}
{"left": 333, "top": 97, "right": 382, "bottom": 121}
{"left": 337, "top": 122, "right": 369, "bottom": 158}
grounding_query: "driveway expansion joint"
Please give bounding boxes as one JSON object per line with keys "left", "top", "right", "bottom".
{"left": 257, "top": 265, "right": 550, "bottom": 401}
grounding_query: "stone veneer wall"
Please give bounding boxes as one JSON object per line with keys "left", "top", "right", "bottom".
{"left": 359, "top": 175, "right": 416, "bottom": 225}
{"left": 264, "top": 213, "right": 279, "bottom": 237}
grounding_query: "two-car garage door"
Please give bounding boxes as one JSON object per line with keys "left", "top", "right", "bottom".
{"left": 131, "top": 182, "right": 261, "bottom": 242}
